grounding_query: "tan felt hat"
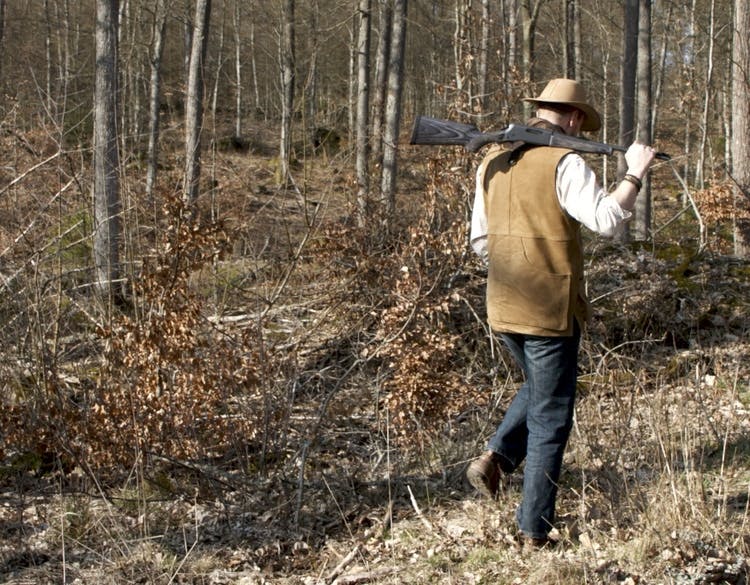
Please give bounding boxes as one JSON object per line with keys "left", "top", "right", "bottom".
{"left": 523, "top": 78, "right": 602, "bottom": 132}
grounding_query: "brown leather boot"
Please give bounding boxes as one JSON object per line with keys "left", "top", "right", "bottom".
{"left": 466, "top": 451, "right": 502, "bottom": 498}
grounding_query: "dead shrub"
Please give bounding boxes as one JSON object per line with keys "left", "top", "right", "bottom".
{"left": 86, "top": 198, "right": 262, "bottom": 470}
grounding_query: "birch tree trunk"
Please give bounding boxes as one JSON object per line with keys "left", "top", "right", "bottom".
{"left": 183, "top": 0, "right": 212, "bottom": 203}
{"left": 355, "top": 0, "right": 372, "bottom": 226}
{"left": 696, "top": 0, "right": 716, "bottom": 190}
{"left": 279, "top": 0, "right": 295, "bottom": 185}
{"left": 145, "top": 0, "right": 168, "bottom": 203}
{"left": 93, "top": 0, "right": 123, "bottom": 304}
{"left": 731, "top": 0, "right": 750, "bottom": 257}
{"left": 634, "top": 0, "right": 651, "bottom": 241}
{"left": 379, "top": 0, "right": 407, "bottom": 227}
{"left": 372, "top": 0, "right": 392, "bottom": 170}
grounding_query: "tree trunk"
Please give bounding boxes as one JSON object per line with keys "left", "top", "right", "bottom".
{"left": 478, "top": 0, "right": 490, "bottom": 113}
{"left": 183, "top": 0, "right": 212, "bottom": 203}
{"left": 520, "top": 0, "right": 544, "bottom": 114}
{"left": 279, "top": 0, "right": 295, "bottom": 185}
{"left": 93, "top": 0, "right": 123, "bottom": 304}
{"left": 634, "top": 0, "right": 651, "bottom": 241}
{"left": 618, "top": 0, "right": 638, "bottom": 163}
{"left": 0, "top": 0, "right": 6, "bottom": 82}
{"left": 505, "top": 0, "right": 518, "bottom": 117}
{"left": 145, "top": 0, "right": 168, "bottom": 203}
{"left": 372, "top": 0, "right": 392, "bottom": 170}
{"left": 731, "top": 0, "right": 750, "bottom": 257}
{"left": 233, "top": 0, "right": 242, "bottom": 138}
{"left": 379, "top": 0, "right": 407, "bottom": 227}
{"left": 652, "top": 1, "right": 672, "bottom": 132}
{"left": 453, "top": 0, "right": 471, "bottom": 106}
{"left": 563, "top": 0, "right": 575, "bottom": 78}
{"left": 696, "top": 0, "right": 716, "bottom": 189}
{"left": 617, "top": 0, "right": 638, "bottom": 242}
{"left": 355, "top": 0, "right": 372, "bottom": 226}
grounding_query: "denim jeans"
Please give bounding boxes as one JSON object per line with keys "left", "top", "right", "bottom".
{"left": 487, "top": 323, "right": 580, "bottom": 539}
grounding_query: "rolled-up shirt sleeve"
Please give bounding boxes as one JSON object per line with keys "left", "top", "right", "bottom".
{"left": 556, "top": 153, "right": 632, "bottom": 237}
{"left": 470, "top": 163, "right": 489, "bottom": 263}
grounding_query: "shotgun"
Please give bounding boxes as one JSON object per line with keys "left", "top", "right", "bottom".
{"left": 409, "top": 115, "right": 671, "bottom": 160}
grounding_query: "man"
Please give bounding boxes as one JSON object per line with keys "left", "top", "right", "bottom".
{"left": 466, "top": 78, "right": 656, "bottom": 547}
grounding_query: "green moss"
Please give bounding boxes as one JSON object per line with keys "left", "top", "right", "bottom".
{"left": 55, "top": 209, "right": 93, "bottom": 269}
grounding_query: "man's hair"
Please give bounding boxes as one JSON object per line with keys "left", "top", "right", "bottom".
{"left": 537, "top": 102, "right": 580, "bottom": 116}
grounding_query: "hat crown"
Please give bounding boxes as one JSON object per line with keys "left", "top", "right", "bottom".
{"left": 537, "top": 78, "right": 588, "bottom": 103}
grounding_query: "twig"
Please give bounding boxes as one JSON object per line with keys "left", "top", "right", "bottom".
{"left": 668, "top": 162, "right": 706, "bottom": 253}
{"left": 0, "top": 150, "right": 63, "bottom": 197}
{"left": 333, "top": 567, "right": 399, "bottom": 584}
{"left": 326, "top": 544, "right": 361, "bottom": 584}
{"left": 407, "top": 484, "right": 434, "bottom": 532}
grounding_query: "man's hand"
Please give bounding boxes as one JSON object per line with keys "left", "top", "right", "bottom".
{"left": 625, "top": 142, "right": 657, "bottom": 179}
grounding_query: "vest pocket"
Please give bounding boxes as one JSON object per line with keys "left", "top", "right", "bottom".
{"left": 487, "top": 236, "right": 571, "bottom": 331}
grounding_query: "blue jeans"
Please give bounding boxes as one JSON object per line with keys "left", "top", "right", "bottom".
{"left": 487, "top": 323, "right": 580, "bottom": 539}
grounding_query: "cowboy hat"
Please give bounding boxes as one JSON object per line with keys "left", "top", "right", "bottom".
{"left": 523, "top": 78, "right": 602, "bottom": 132}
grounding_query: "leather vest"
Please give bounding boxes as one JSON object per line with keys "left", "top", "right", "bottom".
{"left": 480, "top": 145, "right": 590, "bottom": 336}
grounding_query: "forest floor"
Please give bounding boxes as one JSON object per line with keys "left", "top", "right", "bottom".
{"left": 1, "top": 123, "right": 750, "bottom": 584}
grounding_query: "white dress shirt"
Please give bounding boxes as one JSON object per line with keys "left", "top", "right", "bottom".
{"left": 470, "top": 152, "right": 631, "bottom": 263}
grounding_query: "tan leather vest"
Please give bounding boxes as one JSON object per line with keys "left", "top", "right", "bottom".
{"left": 480, "top": 145, "right": 590, "bottom": 336}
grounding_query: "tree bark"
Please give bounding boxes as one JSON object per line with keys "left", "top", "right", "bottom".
{"left": 233, "top": 0, "right": 242, "bottom": 138}
{"left": 279, "top": 0, "right": 295, "bottom": 185}
{"left": 616, "top": 0, "right": 638, "bottom": 242}
{"left": 379, "top": 0, "right": 407, "bottom": 227}
{"left": 520, "top": 0, "right": 544, "bottom": 115}
{"left": 478, "top": 0, "right": 490, "bottom": 113}
{"left": 696, "top": 0, "right": 716, "bottom": 189}
{"left": 355, "top": 0, "right": 372, "bottom": 226}
{"left": 93, "top": 0, "right": 123, "bottom": 304}
{"left": 731, "top": 0, "right": 750, "bottom": 257}
{"left": 634, "top": 0, "right": 651, "bottom": 241}
{"left": 183, "top": 0, "right": 212, "bottom": 203}
{"left": 563, "top": 0, "right": 575, "bottom": 78}
{"left": 372, "top": 0, "right": 392, "bottom": 170}
{"left": 145, "top": 0, "right": 168, "bottom": 203}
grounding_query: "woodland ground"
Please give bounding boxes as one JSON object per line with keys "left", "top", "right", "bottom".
{"left": 0, "top": 121, "right": 749, "bottom": 584}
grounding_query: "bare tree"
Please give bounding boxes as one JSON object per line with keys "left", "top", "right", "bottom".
{"left": 183, "top": 0, "right": 212, "bottom": 203}
{"left": 478, "top": 0, "right": 490, "bottom": 113}
{"left": 233, "top": 0, "right": 243, "bottom": 138}
{"left": 634, "top": 0, "right": 652, "bottom": 241}
{"left": 372, "top": 0, "right": 392, "bottom": 170}
{"left": 279, "top": 0, "right": 295, "bottom": 185}
{"left": 563, "top": 0, "right": 575, "bottom": 78}
{"left": 696, "top": 0, "right": 716, "bottom": 189}
{"left": 519, "top": 0, "right": 544, "bottom": 88}
{"left": 731, "top": 0, "right": 750, "bottom": 257}
{"left": 145, "top": 0, "right": 169, "bottom": 202}
{"left": 355, "top": 0, "right": 372, "bottom": 226}
{"left": 618, "top": 1, "right": 638, "bottom": 167}
{"left": 93, "top": 0, "right": 123, "bottom": 304}
{"left": 379, "top": 0, "right": 407, "bottom": 226}
{"left": 0, "top": 0, "right": 6, "bottom": 82}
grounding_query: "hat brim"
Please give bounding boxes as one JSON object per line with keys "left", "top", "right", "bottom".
{"left": 523, "top": 97, "right": 602, "bottom": 132}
